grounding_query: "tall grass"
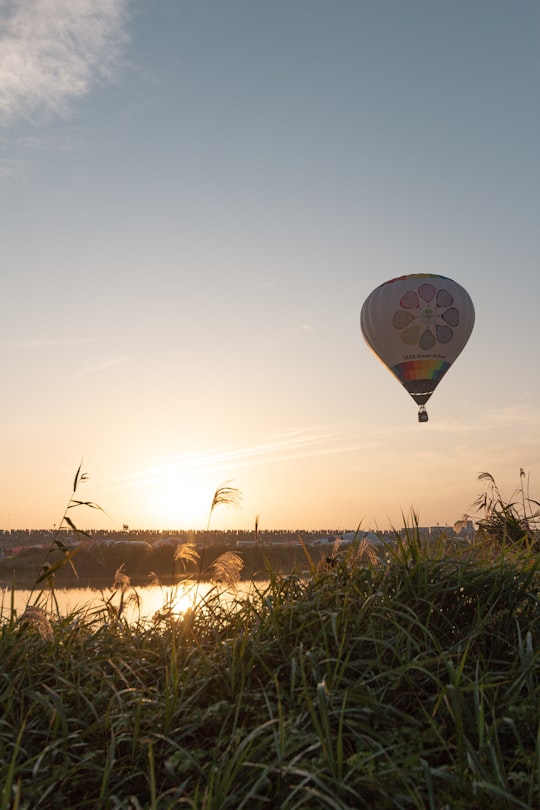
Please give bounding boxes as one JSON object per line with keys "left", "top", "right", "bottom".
{"left": 1, "top": 523, "right": 539, "bottom": 808}
{"left": 28, "top": 462, "right": 105, "bottom": 604}
{"left": 196, "top": 482, "right": 242, "bottom": 581}
{"left": 457, "top": 469, "right": 540, "bottom": 549}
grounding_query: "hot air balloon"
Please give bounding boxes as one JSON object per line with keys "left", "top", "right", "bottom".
{"left": 361, "top": 274, "right": 474, "bottom": 422}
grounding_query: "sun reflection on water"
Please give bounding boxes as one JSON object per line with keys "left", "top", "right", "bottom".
{"left": 1, "top": 581, "right": 260, "bottom": 624}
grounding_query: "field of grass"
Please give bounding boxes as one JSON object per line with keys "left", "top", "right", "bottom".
{"left": 1, "top": 528, "right": 539, "bottom": 809}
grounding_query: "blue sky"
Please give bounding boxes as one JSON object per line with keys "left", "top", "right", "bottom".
{"left": 1, "top": 1, "right": 539, "bottom": 531}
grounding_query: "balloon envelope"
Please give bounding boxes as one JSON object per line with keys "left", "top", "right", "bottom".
{"left": 361, "top": 274, "right": 474, "bottom": 418}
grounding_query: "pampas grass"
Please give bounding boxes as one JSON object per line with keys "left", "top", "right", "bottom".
{"left": 174, "top": 539, "right": 200, "bottom": 569}
{"left": 457, "top": 469, "right": 540, "bottom": 548}
{"left": 3, "top": 470, "right": 539, "bottom": 807}
{"left": 209, "top": 551, "right": 244, "bottom": 588}
{"left": 15, "top": 604, "right": 53, "bottom": 642}
{"left": 207, "top": 482, "right": 243, "bottom": 526}
{"left": 32, "top": 461, "right": 106, "bottom": 590}
{"left": 2, "top": 522, "right": 539, "bottom": 809}
{"left": 195, "top": 481, "right": 242, "bottom": 596}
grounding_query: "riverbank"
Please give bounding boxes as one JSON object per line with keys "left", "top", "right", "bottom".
{"left": 0, "top": 540, "right": 320, "bottom": 588}
{"left": 1, "top": 533, "right": 538, "bottom": 808}
{"left": 0, "top": 526, "right": 459, "bottom": 589}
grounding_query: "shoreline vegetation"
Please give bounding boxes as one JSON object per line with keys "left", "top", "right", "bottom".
{"left": 0, "top": 527, "right": 429, "bottom": 589}
{"left": 1, "top": 471, "right": 539, "bottom": 807}
{"left": 1, "top": 531, "right": 539, "bottom": 808}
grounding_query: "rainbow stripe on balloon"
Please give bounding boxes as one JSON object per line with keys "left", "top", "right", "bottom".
{"left": 391, "top": 359, "right": 450, "bottom": 385}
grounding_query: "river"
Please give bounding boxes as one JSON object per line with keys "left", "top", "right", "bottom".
{"left": 0, "top": 580, "right": 262, "bottom": 624}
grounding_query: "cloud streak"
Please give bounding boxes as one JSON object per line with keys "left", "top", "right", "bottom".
{"left": 0, "top": 0, "right": 128, "bottom": 125}
{"left": 103, "top": 427, "right": 361, "bottom": 491}
{"left": 76, "top": 354, "right": 130, "bottom": 375}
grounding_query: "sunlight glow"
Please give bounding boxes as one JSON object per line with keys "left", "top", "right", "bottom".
{"left": 106, "top": 427, "right": 345, "bottom": 491}
{"left": 139, "top": 584, "right": 198, "bottom": 620}
{"left": 143, "top": 479, "right": 212, "bottom": 529}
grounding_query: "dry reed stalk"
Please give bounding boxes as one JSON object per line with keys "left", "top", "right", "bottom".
{"left": 16, "top": 605, "right": 53, "bottom": 642}
{"left": 209, "top": 551, "right": 244, "bottom": 588}
{"left": 174, "top": 540, "right": 200, "bottom": 569}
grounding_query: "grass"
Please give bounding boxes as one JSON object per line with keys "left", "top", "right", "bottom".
{"left": 457, "top": 469, "right": 540, "bottom": 549}
{"left": 1, "top": 527, "right": 539, "bottom": 809}
{"left": 1, "top": 469, "right": 539, "bottom": 808}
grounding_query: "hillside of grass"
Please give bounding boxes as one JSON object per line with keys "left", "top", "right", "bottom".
{"left": 1, "top": 530, "right": 539, "bottom": 809}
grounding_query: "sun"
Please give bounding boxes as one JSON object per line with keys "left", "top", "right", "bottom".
{"left": 108, "top": 452, "right": 244, "bottom": 530}
{"left": 142, "top": 479, "right": 212, "bottom": 529}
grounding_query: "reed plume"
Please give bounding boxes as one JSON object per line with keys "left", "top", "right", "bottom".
{"left": 207, "top": 482, "right": 242, "bottom": 530}
{"left": 209, "top": 551, "right": 244, "bottom": 588}
{"left": 195, "top": 482, "right": 243, "bottom": 596}
{"left": 174, "top": 540, "right": 200, "bottom": 569}
{"left": 16, "top": 605, "right": 53, "bottom": 642}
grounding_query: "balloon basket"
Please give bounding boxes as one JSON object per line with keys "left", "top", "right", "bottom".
{"left": 418, "top": 407, "right": 429, "bottom": 423}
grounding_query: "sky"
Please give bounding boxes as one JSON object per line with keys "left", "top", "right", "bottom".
{"left": 1, "top": 0, "right": 539, "bottom": 533}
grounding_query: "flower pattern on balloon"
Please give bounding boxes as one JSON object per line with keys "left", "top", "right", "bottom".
{"left": 392, "top": 282, "right": 460, "bottom": 349}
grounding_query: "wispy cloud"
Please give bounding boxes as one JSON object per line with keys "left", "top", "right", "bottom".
{"left": 76, "top": 354, "right": 129, "bottom": 375}
{"left": 0, "top": 0, "right": 128, "bottom": 125}
{"left": 482, "top": 403, "right": 540, "bottom": 428}
{"left": 255, "top": 275, "right": 273, "bottom": 290}
{"left": 104, "top": 427, "right": 360, "bottom": 490}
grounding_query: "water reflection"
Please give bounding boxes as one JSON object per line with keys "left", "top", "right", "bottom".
{"left": 0, "top": 581, "right": 260, "bottom": 624}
